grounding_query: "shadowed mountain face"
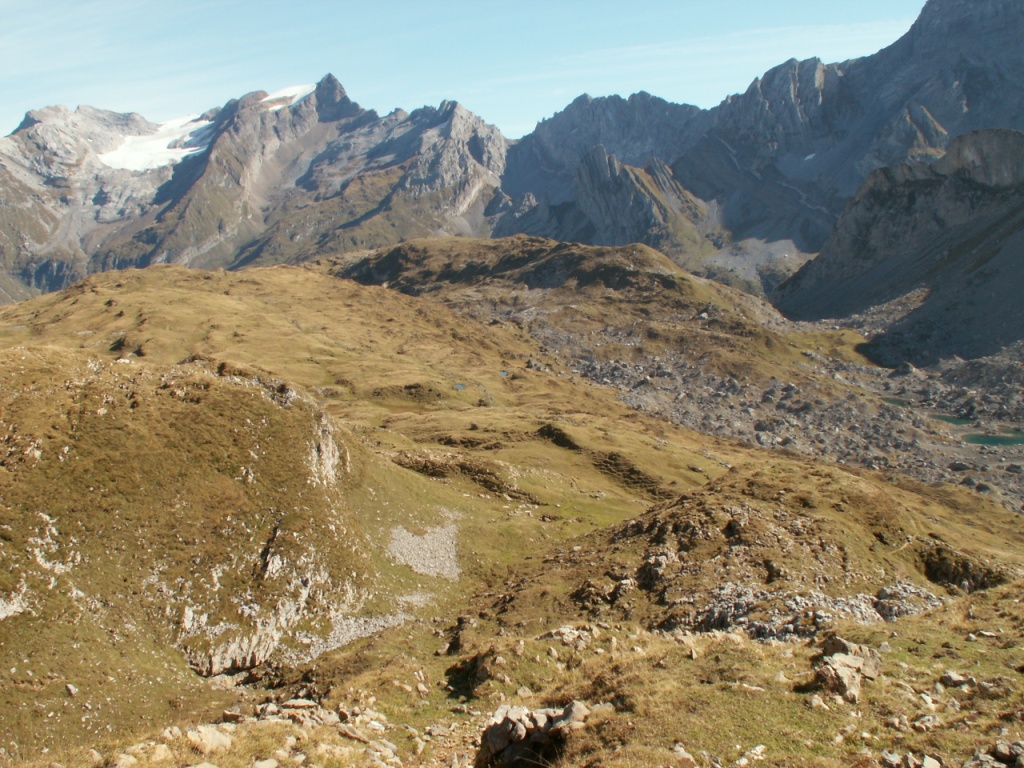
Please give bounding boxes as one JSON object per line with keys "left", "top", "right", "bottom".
{"left": 666, "top": 0, "right": 1024, "bottom": 250}
{"left": 774, "top": 129, "right": 1024, "bottom": 365}
{"left": 2, "top": 0, "right": 1024, "bottom": 299}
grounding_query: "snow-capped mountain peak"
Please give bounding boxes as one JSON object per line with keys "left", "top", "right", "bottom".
{"left": 260, "top": 84, "right": 316, "bottom": 111}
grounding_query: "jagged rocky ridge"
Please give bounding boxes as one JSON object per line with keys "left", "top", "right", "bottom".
{"left": 3, "top": 0, "right": 1024, "bottom": 299}
{"left": 0, "top": 75, "right": 506, "bottom": 296}
{"left": 497, "top": 0, "right": 1024, "bottom": 270}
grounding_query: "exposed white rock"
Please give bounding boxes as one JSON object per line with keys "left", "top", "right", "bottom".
{"left": 0, "top": 579, "right": 29, "bottom": 621}
{"left": 186, "top": 724, "right": 233, "bottom": 755}
{"left": 308, "top": 413, "right": 344, "bottom": 486}
{"left": 388, "top": 522, "right": 461, "bottom": 580}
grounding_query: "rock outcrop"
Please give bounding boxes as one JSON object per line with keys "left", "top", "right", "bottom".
{"left": 501, "top": 92, "right": 708, "bottom": 205}
{"left": 495, "top": 146, "right": 713, "bottom": 259}
{"left": 476, "top": 701, "right": 590, "bottom": 767}
{"left": 814, "top": 635, "right": 883, "bottom": 703}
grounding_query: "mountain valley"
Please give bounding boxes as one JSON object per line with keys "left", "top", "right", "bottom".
{"left": 0, "top": 253, "right": 1022, "bottom": 767}
{"left": 1, "top": 1, "right": 1024, "bottom": 766}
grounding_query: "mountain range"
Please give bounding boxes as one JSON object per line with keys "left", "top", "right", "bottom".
{"left": 2, "top": 0, "right": 1023, "bottom": 302}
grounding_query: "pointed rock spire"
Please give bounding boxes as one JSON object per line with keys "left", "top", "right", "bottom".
{"left": 313, "top": 73, "right": 363, "bottom": 121}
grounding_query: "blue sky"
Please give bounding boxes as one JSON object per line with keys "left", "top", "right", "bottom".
{"left": 1, "top": 0, "right": 927, "bottom": 139}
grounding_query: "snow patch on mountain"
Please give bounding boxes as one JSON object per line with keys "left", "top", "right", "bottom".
{"left": 261, "top": 84, "right": 316, "bottom": 111}
{"left": 98, "top": 114, "right": 214, "bottom": 171}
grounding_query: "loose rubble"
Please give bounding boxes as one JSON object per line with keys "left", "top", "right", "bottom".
{"left": 476, "top": 700, "right": 590, "bottom": 767}
{"left": 814, "top": 635, "right": 883, "bottom": 704}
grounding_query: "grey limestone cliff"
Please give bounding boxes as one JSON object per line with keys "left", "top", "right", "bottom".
{"left": 774, "top": 129, "right": 1024, "bottom": 364}
{"left": 2, "top": 0, "right": 1024, "bottom": 302}
{"left": 671, "top": 0, "right": 1024, "bottom": 251}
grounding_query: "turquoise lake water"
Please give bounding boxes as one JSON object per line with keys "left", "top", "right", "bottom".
{"left": 963, "top": 431, "right": 1024, "bottom": 446}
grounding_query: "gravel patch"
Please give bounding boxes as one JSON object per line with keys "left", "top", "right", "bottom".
{"left": 389, "top": 523, "right": 461, "bottom": 580}
{"left": 288, "top": 612, "right": 408, "bottom": 664}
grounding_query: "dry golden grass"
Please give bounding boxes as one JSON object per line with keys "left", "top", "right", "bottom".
{"left": 0, "top": 264, "right": 1021, "bottom": 767}
{"left": 0, "top": 265, "right": 737, "bottom": 759}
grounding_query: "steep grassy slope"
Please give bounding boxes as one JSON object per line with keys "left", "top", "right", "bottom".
{"left": 0, "top": 347, "right": 376, "bottom": 752}
{"left": 0, "top": 265, "right": 741, "bottom": 758}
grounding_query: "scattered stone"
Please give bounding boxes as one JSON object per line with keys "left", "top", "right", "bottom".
{"left": 257, "top": 702, "right": 281, "bottom": 719}
{"left": 814, "top": 635, "right": 885, "bottom": 703}
{"left": 821, "top": 636, "right": 882, "bottom": 679}
{"left": 816, "top": 653, "right": 865, "bottom": 703}
{"left": 732, "top": 744, "right": 766, "bottom": 765}
{"left": 111, "top": 755, "right": 137, "bottom": 768}
{"left": 253, "top": 760, "right": 279, "bottom": 768}
{"left": 337, "top": 723, "right": 371, "bottom": 743}
{"left": 186, "top": 725, "right": 232, "bottom": 755}
{"left": 808, "top": 694, "right": 830, "bottom": 710}
{"left": 476, "top": 700, "right": 589, "bottom": 766}
{"left": 151, "top": 745, "right": 174, "bottom": 763}
{"left": 978, "top": 677, "right": 1015, "bottom": 699}
{"left": 282, "top": 698, "right": 319, "bottom": 709}
{"left": 540, "top": 625, "right": 597, "bottom": 650}
{"left": 673, "top": 743, "right": 698, "bottom": 767}
{"left": 961, "top": 740, "right": 1024, "bottom": 767}
{"left": 940, "top": 670, "right": 975, "bottom": 688}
